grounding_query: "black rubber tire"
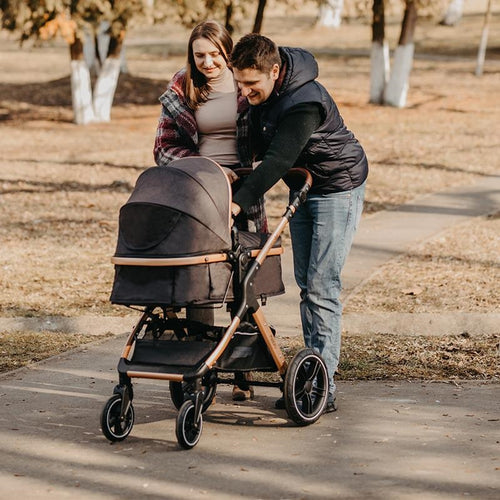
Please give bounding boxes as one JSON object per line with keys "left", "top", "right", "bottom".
{"left": 101, "top": 394, "right": 135, "bottom": 442}
{"left": 284, "top": 348, "right": 328, "bottom": 426}
{"left": 175, "top": 400, "right": 203, "bottom": 449}
{"left": 169, "top": 374, "right": 217, "bottom": 413}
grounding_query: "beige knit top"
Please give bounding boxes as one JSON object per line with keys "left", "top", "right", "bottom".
{"left": 195, "top": 68, "right": 239, "bottom": 166}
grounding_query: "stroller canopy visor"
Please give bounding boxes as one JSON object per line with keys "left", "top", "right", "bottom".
{"left": 116, "top": 157, "right": 232, "bottom": 257}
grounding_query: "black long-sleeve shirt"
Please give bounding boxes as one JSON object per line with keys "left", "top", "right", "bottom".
{"left": 233, "top": 102, "right": 322, "bottom": 212}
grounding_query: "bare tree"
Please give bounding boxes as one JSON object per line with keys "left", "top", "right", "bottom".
{"left": 316, "top": 0, "right": 344, "bottom": 28}
{"left": 368, "top": 0, "right": 446, "bottom": 108}
{"left": 253, "top": 0, "right": 267, "bottom": 33}
{"left": 475, "top": 0, "right": 492, "bottom": 77}
{"left": 369, "top": 0, "right": 389, "bottom": 103}
{"left": 3, "top": 0, "right": 148, "bottom": 124}
{"left": 439, "top": 0, "right": 464, "bottom": 26}
{"left": 383, "top": 0, "right": 418, "bottom": 107}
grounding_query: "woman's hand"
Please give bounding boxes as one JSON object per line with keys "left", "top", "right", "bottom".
{"left": 222, "top": 167, "right": 239, "bottom": 183}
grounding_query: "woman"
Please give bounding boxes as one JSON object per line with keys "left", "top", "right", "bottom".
{"left": 154, "top": 20, "right": 266, "bottom": 233}
{"left": 153, "top": 20, "right": 263, "bottom": 401}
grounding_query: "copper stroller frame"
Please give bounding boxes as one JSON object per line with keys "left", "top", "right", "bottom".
{"left": 101, "top": 165, "right": 329, "bottom": 449}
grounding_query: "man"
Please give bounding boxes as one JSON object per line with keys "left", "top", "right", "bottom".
{"left": 230, "top": 34, "right": 368, "bottom": 412}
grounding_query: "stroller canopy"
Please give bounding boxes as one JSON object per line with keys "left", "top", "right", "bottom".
{"left": 115, "top": 157, "right": 232, "bottom": 258}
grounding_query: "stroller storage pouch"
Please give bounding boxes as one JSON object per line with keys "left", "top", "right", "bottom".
{"left": 216, "top": 322, "right": 276, "bottom": 372}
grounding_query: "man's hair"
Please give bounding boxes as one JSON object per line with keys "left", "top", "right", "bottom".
{"left": 230, "top": 34, "right": 281, "bottom": 73}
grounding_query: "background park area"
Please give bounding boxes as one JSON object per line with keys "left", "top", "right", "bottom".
{"left": 0, "top": 0, "right": 499, "bottom": 381}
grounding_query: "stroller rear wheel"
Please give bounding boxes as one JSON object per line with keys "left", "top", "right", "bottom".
{"left": 169, "top": 372, "right": 217, "bottom": 412}
{"left": 176, "top": 400, "right": 203, "bottom": 449}
{"left": 284, "top": 348, "right": 328, "bottom": 426}
{"left": 101, "top": 394, "right": 135, "bottom": 442}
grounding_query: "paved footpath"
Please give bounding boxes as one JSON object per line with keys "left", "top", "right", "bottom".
{"left": 0, "top": 177, "right": 499, "bottom": 499}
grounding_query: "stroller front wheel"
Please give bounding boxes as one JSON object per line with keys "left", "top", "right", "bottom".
{"left": 176, "top": 400, "right": 203, "bottom": 449}
{"left": 169, "top": 372, "right": 217, "bottom": 412}
{"left": 100, "top": 394, "right": 135, "bottom": 442}
{"left": 284, "top": 348, "right": 328, "bottom": 426}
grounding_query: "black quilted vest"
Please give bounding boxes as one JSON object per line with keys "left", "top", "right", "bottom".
{"left": 251, "top": 47, "right": 368, "bottom": 194}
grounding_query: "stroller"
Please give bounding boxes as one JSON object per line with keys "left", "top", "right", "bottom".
{"left": 101, "top": 157, "right": 329, "bottom": 449}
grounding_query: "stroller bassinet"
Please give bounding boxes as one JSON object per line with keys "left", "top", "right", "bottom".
{"left": 110, "top": 157, "right": 284, "bottom": 306}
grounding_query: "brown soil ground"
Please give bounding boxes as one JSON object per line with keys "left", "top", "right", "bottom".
{"left": 0, "top": 2, "right": 498, "bottom": 376}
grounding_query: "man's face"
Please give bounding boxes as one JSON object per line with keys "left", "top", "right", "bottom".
{"left": 233, "top": 65, "right": 279, "bottom": 105}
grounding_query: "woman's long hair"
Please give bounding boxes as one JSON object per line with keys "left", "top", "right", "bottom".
{"left": 183, "top": 20, "right": 233, "bottom": 110}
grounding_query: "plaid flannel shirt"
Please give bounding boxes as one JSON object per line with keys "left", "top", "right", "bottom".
{"left": 153, "top": 69, "right": 267, "bottom": 233}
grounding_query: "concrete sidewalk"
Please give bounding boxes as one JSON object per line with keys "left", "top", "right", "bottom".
{"left": 0, "top": 177, "right": 499, "bottom": 498}
{"left": 0, "top": 335, "right": 498, "bottom": 499}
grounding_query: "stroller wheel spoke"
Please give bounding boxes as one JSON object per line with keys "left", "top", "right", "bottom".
{"left": 305, "top": 359, "right": 321, "bottom": 382}
{"left": 301, "top": 392, "right": 313, "bottom": 414}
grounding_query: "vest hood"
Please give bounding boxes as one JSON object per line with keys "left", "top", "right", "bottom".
{"left": 279, "top": 47, "right": 318, "bottom": 94}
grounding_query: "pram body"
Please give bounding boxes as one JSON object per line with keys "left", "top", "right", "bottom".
{"left": 101, "top": 157, "right": 329, "bottom": 449}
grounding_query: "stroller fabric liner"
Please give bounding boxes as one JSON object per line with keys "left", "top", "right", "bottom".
{"left": 110, "top": 157, "right": 284, "bottom": 306}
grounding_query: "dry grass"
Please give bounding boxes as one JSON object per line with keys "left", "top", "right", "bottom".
{"left": 256, "top": 333, "right": 500, "bottom": 382}
{"left": 0, "top": 330, "right": 104, "bottom": 373}
{"left": 0, "top": 5, "right": 499, "bottom": 377}
{"left": 339, "top": 333, "right": 499, "bottom": 381}
{"left": 345, "top": 212, "right": 500, "bottom": 313}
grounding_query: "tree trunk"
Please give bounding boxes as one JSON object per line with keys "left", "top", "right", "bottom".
{"left": 252, "top": 0, "right": 267, "bottom": 33}
{"left": 384, "top": 0, "right": 417, "bottom": 108}
{"left": 70, "top": 37, "right": 96, "bottom": 125}
{"left": 370, "top": 0, "right": 389, "bottom": 104}
{"left": 83, "top": 22, "right": 128, "bottom": 76}
{"left": 475, "top": 0, "right": 492, "bottom": 77}
{"left": 440, "top": 0, "right": 464, "bottom": 26}
{"left": 83, "top": 28, "right": 102, "bottom": 75}
{"left": 317, "top": 0, "right": 344, "bottom": 28}
{"left": 93, "top": 32, "right": 124, "bottom": 122}
{"left": 225, "top": 1, "right": 234, "bottom": 34}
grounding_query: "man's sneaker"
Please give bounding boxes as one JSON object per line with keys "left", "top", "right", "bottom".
{"left": 324, "top": 398, "right": 337, "bottom": 413}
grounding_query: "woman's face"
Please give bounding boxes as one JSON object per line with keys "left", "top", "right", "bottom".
{"left": 191, "top": 37, "right": 227, "bottom": 81}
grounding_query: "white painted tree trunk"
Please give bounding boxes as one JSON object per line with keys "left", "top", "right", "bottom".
{"left": 93, "top": 57, "right": 121, "bottom": 122}
{"left": 317, "top": 0, "right": 344, "bottom": 28}
{"left": 475, "top": 0, "right": 492, "bottom": 76}
{"left": 369, "top": 41, "right": 390, "bottom": 104}
{"left": 120, "top": 46, "right": 129, "bottom": 74}
{"left": 440, "top": 0, "right": 464, "bottom": 26}
{"left": 384, "top": 43, "right": 414, "bottom": 108}
{"left": 83, "top": 23, "right": 128, "bottom": 75}
{"left": 83, "top": 30, "right": 100, "bottom": 74}
{"left": 70, "top": 60, "right": 96, "bottom": 125}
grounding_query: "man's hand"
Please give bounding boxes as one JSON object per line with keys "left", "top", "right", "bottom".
{"left": 222, "top": 167, "right": 239, "bottom": 183}
{"left": 231, "top": 202, "right": 241, "bottom": 221}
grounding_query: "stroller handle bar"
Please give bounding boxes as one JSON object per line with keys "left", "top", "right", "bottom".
{"left": 229, "top": 166, "right": 312, "bottom": 328}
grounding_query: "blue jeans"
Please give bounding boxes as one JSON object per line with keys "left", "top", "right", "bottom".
{"left": 289, "top": 182, "right": 365, "bottom": 398}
